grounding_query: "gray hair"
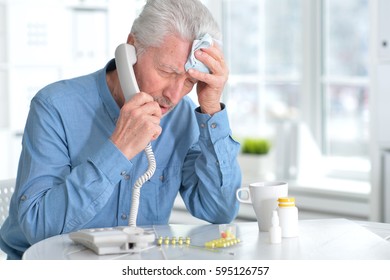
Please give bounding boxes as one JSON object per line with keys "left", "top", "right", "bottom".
{"left": 131, "top": 0, "right": 221, "bottom": 55}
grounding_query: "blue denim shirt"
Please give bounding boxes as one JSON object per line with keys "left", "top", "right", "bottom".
{"left": 0, "top": 60, "right": 241, "bottom": 259}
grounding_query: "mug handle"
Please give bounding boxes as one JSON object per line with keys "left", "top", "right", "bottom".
{"left": 236, "top": 187, "right": 251, "bottom": 203}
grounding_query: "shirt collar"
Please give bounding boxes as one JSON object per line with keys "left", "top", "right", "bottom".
{"left": 97, "top": 59, "right": 120, "bottom": 124}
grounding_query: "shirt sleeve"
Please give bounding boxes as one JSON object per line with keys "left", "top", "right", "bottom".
{"left": 180, "top": 104, "right": 242, "bottom": 223}
{"left": 16, "top": 96, "right": 131, "bottom": 244}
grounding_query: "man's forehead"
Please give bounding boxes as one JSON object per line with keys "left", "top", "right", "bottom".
{"left": 153, "top": 51, "right": 187, "bottom": 74}
{"left": 158, "top": 62, "right": 185, "bottom": 74}
{"left": 151, "top": 36, "right": 192, "bottom": 73}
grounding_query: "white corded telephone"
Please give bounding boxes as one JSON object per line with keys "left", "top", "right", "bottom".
{"left": 69, "top": 43, "right": 157, "bottom": 255}
{"left": 114, "top": 43, "right": 157, "bottom": 228}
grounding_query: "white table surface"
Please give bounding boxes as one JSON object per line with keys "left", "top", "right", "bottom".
{"left": 22, "top": 219, "right": 390, "bottom": 260}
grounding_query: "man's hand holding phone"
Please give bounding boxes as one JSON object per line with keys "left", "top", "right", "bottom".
{"left": 111, "top": 92, "right": 162, "bottom": 160}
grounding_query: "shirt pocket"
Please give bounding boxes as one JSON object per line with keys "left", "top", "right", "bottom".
{"left": 138, "top": 165, "right": 182, "bottom": 224}
{"left": 158, "top": 164, "right": 182, "bottom": 204}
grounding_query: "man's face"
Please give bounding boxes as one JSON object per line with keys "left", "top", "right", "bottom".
{"left": 134, "top": 35, "right": 198, "bottom": 115}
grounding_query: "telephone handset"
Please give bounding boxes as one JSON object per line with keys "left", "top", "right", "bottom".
{"left": 115, "top": 44, "right": 140, "bottom": 101}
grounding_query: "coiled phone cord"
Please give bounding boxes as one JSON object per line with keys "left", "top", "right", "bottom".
{"left": 128, "top": 142, "right": 156, "bottom": 227}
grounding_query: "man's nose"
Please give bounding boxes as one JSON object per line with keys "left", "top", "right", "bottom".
{"left": 164, "top": 78, "right": 185, "bottom": 104}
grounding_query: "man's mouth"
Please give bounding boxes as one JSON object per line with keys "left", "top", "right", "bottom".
{"left": 160, "top": 105, "right": 168, "bottom": 114}
{"left": 154, "top": 97, "right": 174, "bottom": 116}
{"left": 160, "top": 104, "right": 175, "bottom": 116}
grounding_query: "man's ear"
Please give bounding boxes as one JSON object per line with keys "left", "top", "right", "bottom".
{"left": 127, "top": 34, "right": 135, "bottom": 45}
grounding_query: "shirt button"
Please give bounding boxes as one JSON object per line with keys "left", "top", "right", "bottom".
{"left": 159, "top": 175, "right": 164, "bottom": 182}
{"left": 200, "top": 123, "right": 205, "bottom": 128}
{"left": 20, "top": 195, "right": 27, "bottom": 201}
{"left": 121, "top": 171, "right": 130, "bottom": 180}
{"left": 211, "top": 123, "right": 217, "bottom": 129}
{"left": 121, "top": 214, "right": 127, "bottom": 220}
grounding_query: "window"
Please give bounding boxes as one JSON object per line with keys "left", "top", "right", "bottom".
{"left": 222, "top": 0, "right": 301, "bottom": 140}
{"left": 322, "top": 0, "right": 370, "bottom": 181}
{"left": 211, "top": 0, "right": 370, "bottom": 194}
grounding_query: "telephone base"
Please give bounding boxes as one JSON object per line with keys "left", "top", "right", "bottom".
{"left": 69, "top": 226, "right": 155, "bottom": 255}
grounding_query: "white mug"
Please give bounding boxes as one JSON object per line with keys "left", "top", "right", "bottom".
{"left": 236, "top": 181, "right": 288, "bottom": 232}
